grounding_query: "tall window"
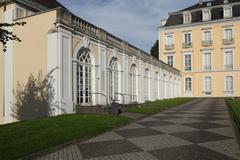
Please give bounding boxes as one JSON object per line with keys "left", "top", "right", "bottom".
{"left": 185, "top": 77, "right": 192, "bottom": 92}
{"left": 184, "top": 54, "right": 192, "bottom": 71}
{"left": 202, "top": 9, "right": 211, "bottom": 21}
{"left": 224, "top": 50, "right": 233, "bottom": 70}
{"left": 163, "top": 74, "right": 166, "bottom": 99}
{"left": 129, "top": 64, "right": 137, "bottom": 102}
{"left": 224, "top": 6, "right": 232, "bottom": 18}
{"left": 109, "top": 57, "right": 118, "bottom": 101}
{"left": 224, "top": 28, "right": 233, "bottom": 44}
{"left": 165, "top": 34, "right": 174, "bottom": 49}
{"left": 183, "top": 33, "right": 192, "bottom": 47}
{"left": 203, "top": 30, "right": 212, "bottom": 45}
{"left": 203, "top": 52, "right": 212, "bottom": 71}
{"left": 167, "top": 55, "right": 174, "bottom": 67}
{"left": 204, "top": 77, "right": 212, "bottom": 94}
{"left": 225, "top": 76, "right": 233, "bottom": 92}
{"left": 144, "top": 69, "right": 150, "bottom": 101}
{"left": 77, "top": 47, "right": 92, "bottom": 105}
{"left": 154, "top": 72, "right": 159, "bottom": 99}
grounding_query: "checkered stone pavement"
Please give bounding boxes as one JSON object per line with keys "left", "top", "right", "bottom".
{"left": 36, "top": 98, "right": 240, "bottom": 160}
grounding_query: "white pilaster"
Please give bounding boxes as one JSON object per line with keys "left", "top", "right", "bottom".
{"left": 99, "top": 45, "right": 107, "bottom": 105}
{"left": 4, "top": 9, "right": 14, "bottom": 123}
{"left": 48, "top": 27, "right": 73, "bottom": 115}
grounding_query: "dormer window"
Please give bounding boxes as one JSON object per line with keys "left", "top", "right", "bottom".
{"left": 202, "top": 9, "right": 211, "bottom": 21}
{"left": 183, "top": 12, "right": 191, "bottom": 24}
{"left": 224, "top": 6, "right": 232, "bottom": 18}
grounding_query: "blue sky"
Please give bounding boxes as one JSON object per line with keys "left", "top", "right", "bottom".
{"left": 58, "top": 0, "right": 197, "bottom": 52}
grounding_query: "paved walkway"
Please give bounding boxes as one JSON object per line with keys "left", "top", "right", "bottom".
{"left": 36, "top": 98, "right": 240, "bottom": 160}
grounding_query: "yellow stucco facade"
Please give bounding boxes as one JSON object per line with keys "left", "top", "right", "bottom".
{"left": 0, "top": 2, "right": 57, "bottom": 123}
{"left": 13, "top": 10, "right": 57, "bottom": 88}
{"left": 160, "top": 19, "right": 240, "bottom": 97}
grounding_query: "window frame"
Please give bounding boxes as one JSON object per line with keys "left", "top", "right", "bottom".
{"left": 223, "top": 48, "right": 234, "bottom": 70}
{"left": 184, "top": 77, "right": 192, "bottom": 92}
{"left": 183, "top": 32, "right": 192, "bottom": 44}
{"left": 202, "top": 30, "right": 212, "bottom": 42}
{"left": 166, "top": 54, "right": 174, "bottom": 67}
{"left": 224, "top": 27, "right": 233, "bottom": 40}
{"left": 109, "top": 57, "right": 119, "bottom": 101}
{"left": 202, "top": 9, "right": 211, "bottom": 21}
{"left": 183, "top": 32, "right": 192, "bottom": 48}
{"left": 183, "top": 52, "right": 192, "bottom": 72}
{"left": 165, "top": 34, "right": 174, "bottom": 45}
{"left": 202, "top": 50, "right": 212, "bottom": 71}
{"left": 143, "top": 68, "right": 150, "bottom": 101}
{"left": 203, "top": 76, "right": 212, "bottom": 93}
{"left": 223, "top": 6, "right": 232, "bottom": 18}
{"left": 154, "top": 71, "right": 160, "bottom": 100}
{"left": 224, "top": 76, "right": 234, "bottom": 92}
{"left": 76, "top": 47, "right": 92, "bottom": 105}
{"left": 183, "top": 12, "right": 192, "bottom": 24}
{"left": 129, "top": 64, "right": 137, "bottom": 102}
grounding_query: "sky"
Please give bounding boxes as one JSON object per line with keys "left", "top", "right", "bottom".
{"left": 57, "top": 0, "right": 198, "bottom": 52}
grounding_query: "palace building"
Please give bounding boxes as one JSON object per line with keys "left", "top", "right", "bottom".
{"left": 159, "top": 0, "right": 240, "bottom": 97}
{"left": 0, "top": 0, "right": 180, "bottom": 124}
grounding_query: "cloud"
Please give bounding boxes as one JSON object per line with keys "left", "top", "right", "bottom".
{"left": 58, "top": 0, "right": 196, "bottom": 52}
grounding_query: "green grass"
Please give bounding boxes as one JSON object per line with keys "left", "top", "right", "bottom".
{"left": 226, "top": 98, "right": 240, "bottom": 132}
{"left": 127, "top": 98, "right": 194, "bottom": 115}
{"left": 0, "top": 114, "right": 131, "bottom": 160}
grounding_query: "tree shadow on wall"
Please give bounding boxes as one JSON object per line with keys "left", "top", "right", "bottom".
{"left": 12, "top": 68, "right": 66, "bottom": 121}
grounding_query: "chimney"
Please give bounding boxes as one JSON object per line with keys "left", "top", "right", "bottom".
{"left": 199, "top": 0, "right": 203, "bottom": 5}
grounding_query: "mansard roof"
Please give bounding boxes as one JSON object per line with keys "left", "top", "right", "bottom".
{"left": 0, "top": 0, "right": 67, "bottom": 10}
{"left": 181, "top": 0, "right": 240, "bottom": 11}
{"left": 163, "top": 0, "right": 240, "bottom": 27}
{"left": 32, "top": 0, "right": 65, "bottom": 9}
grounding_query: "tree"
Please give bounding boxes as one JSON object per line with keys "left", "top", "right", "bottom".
{"left": 150, "top": 40, "right": 159, "bottom": 59}
{"left": 0, "top": 22, "right": 26, "bottom": 52}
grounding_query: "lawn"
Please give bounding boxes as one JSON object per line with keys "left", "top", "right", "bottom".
{"left": 127, "top": 98, "right": 194, "bottom": 115}
{"left": 226, "top": 98, "right": 240, "bottom": 132}
{"left": 0, "top": 114, "right": 131, "bottom": 160}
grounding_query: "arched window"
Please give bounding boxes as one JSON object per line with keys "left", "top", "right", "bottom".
{"left": 76, "top": 47, "right": 92, "bottom": 105}
{"left": 154, "top": 72, "right": 159, "bottom": 100}
{"left": 109, "top": 57, "right": 118, "bottom": 101}
{"left": 129, "top": 64, "right": 137, "bottom": 102}
{"left": 144, "top": 68, "right": 150, "bottom": 101}
{"left": 163, "top": 73, "right": 166, "bottom": 99}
